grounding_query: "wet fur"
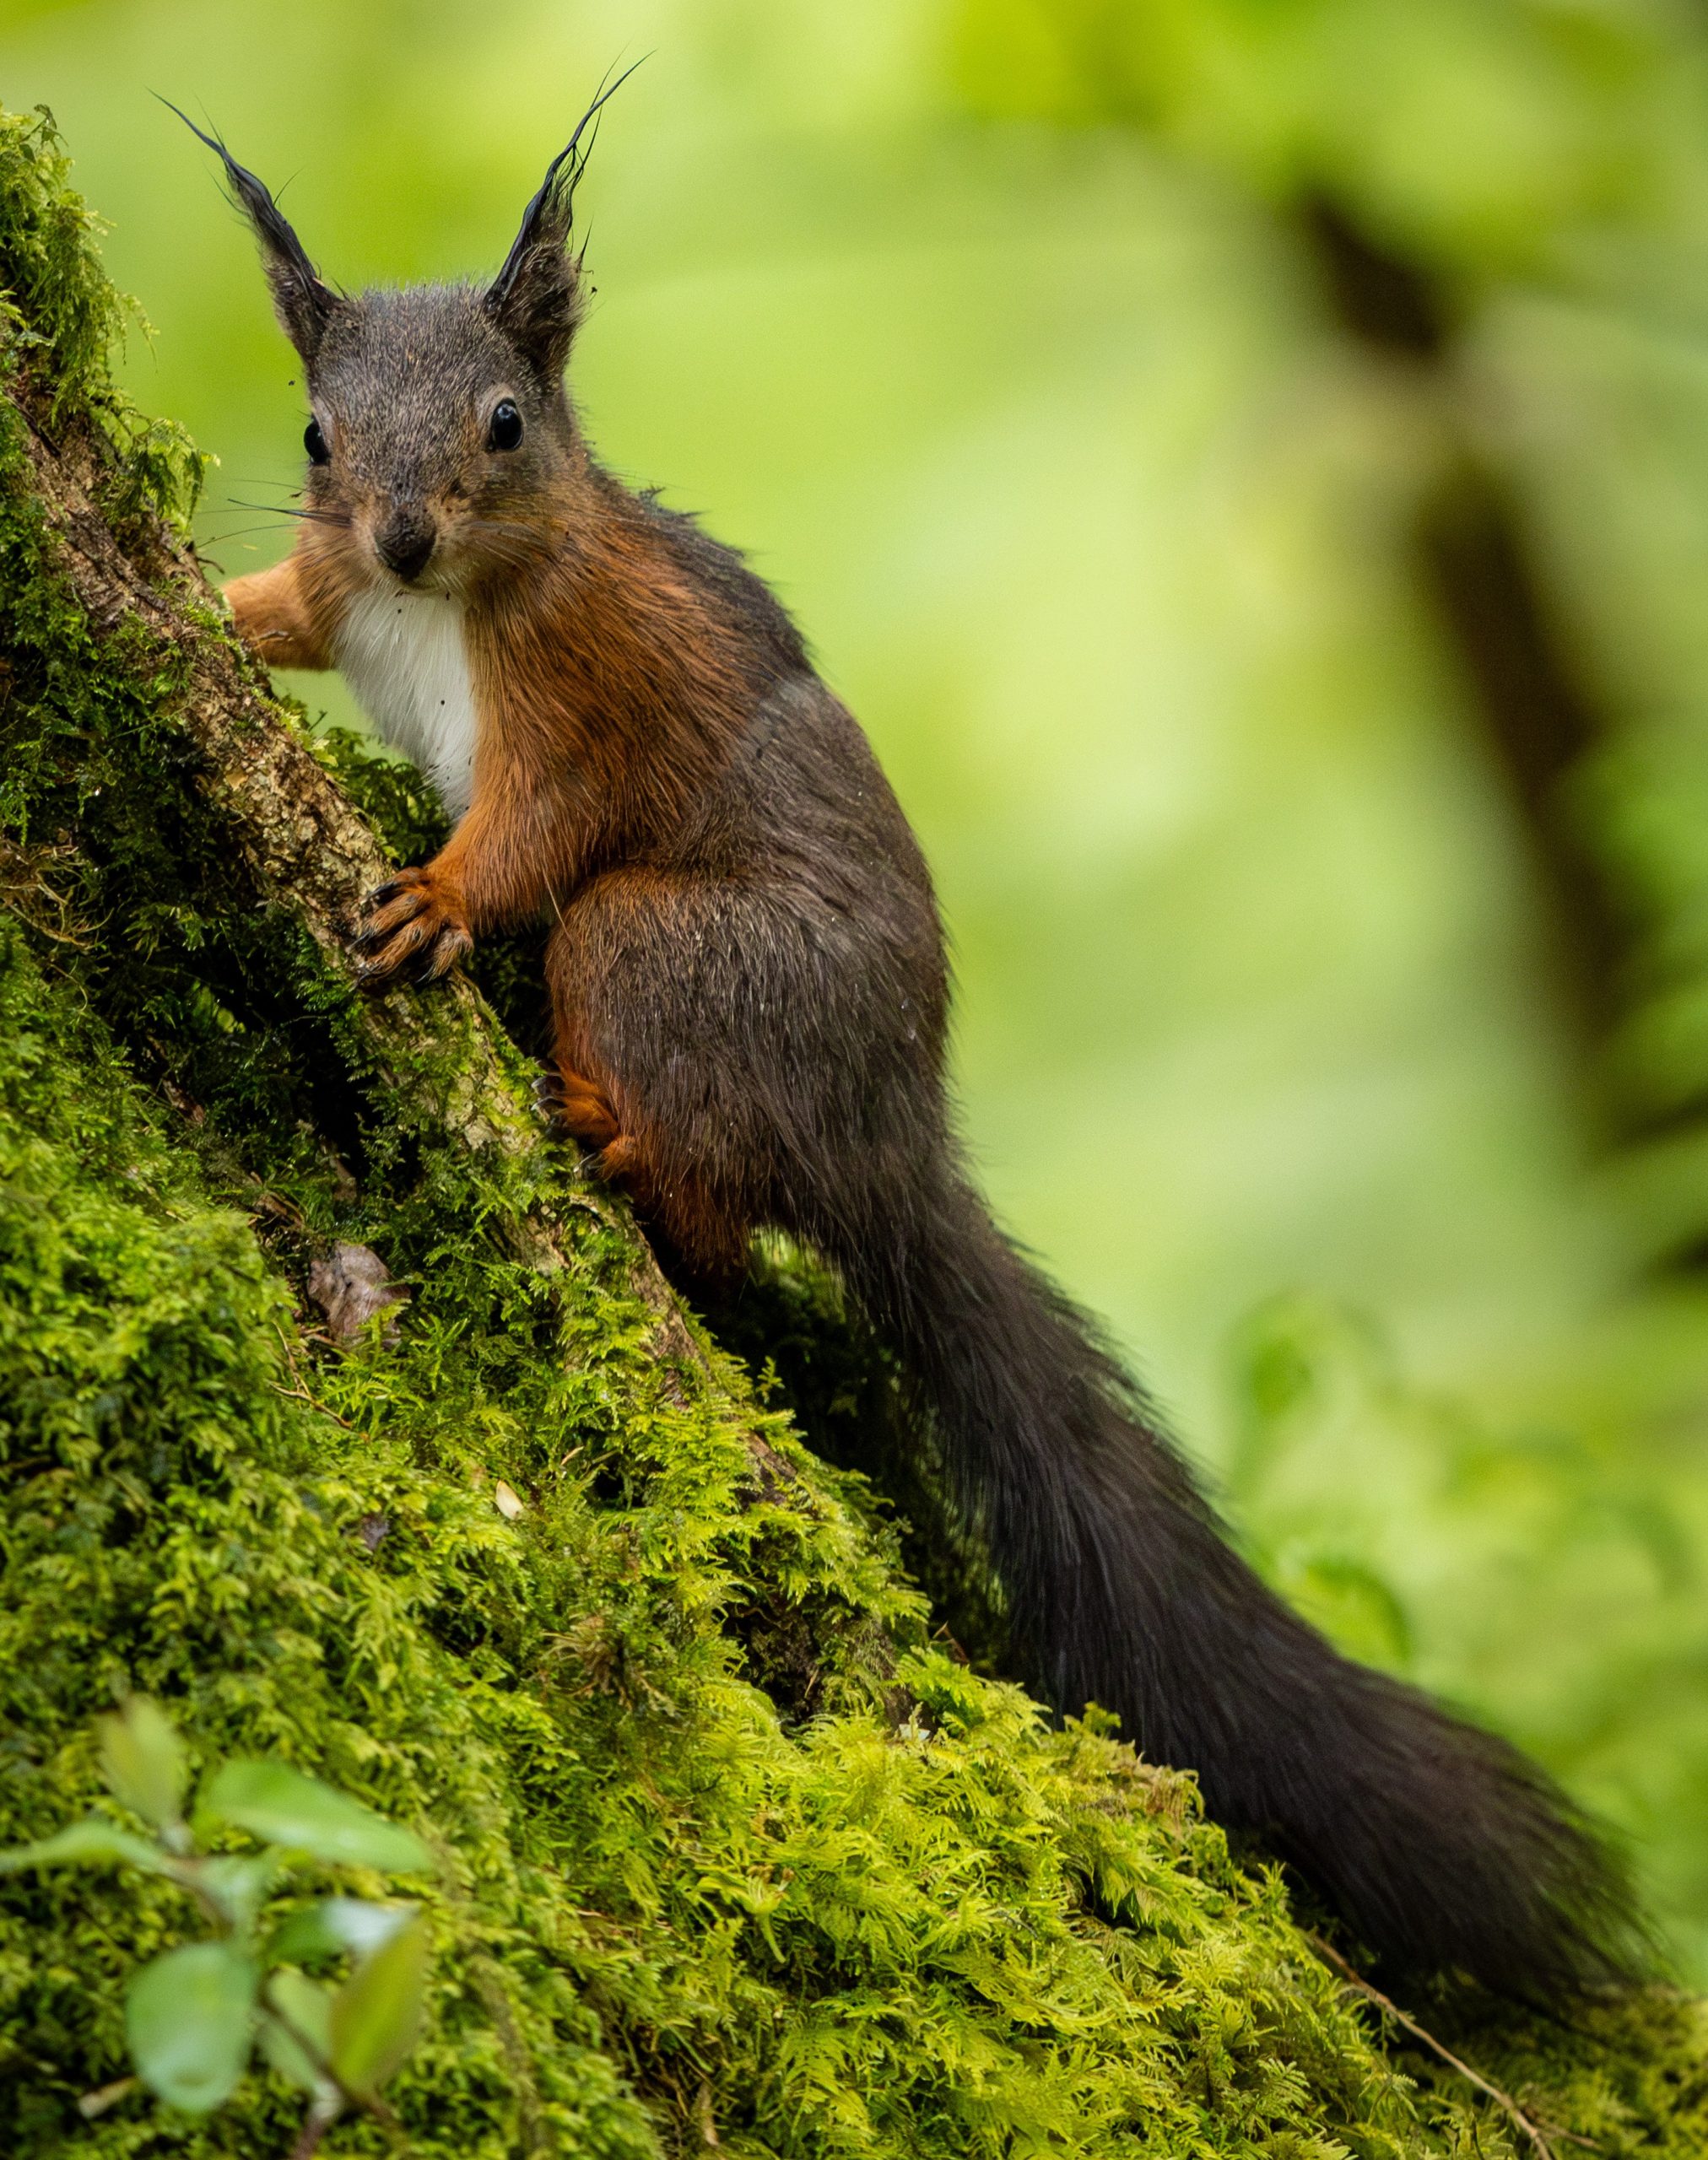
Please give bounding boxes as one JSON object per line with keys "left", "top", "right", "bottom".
{"left": 205, "top": 113, "right": 1640, "bottom": 1995}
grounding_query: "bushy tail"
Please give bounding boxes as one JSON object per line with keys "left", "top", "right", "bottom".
{"left": 830, "top": 1162, "right": 1639, "bottom": 1994}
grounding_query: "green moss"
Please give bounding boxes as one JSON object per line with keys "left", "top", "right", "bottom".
{"left": 2, "top": 96, "right": 1706, "bottom": 2160}
{"left": 0, "top": 105, "right": 203, "bottom": 526}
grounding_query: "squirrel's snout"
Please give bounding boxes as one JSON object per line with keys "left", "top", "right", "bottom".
{"left": 374, "top": 508, "right": 438, "bottom": 584}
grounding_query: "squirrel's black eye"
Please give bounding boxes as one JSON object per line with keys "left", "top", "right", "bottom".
{"left": 487, "top": 399, "right": 523, "bottom": 452}
{"left": 304, "top": 418, "right": 330, "bottom": 466}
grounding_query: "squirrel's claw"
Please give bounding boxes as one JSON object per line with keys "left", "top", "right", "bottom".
{"left": 417, "top": 922, "right": 473, "bottom": 981}
{"left": 349, "top": 867, "right": 471, "bottom": 992}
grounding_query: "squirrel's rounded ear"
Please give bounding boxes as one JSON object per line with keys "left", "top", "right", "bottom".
{"left": 164, "top": 103, "right": 341, "bottom": 360}
{"left": 484, "top": 68, "right": 640, "bottom": 380}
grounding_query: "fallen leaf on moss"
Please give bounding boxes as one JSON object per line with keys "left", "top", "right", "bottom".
{"left": 306, "top": 1243, "right": 408, "bottom": 1345}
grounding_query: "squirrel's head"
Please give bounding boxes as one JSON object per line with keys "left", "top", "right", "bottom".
{"left": 174, "top": 89, "right": 630, "bottom": 592}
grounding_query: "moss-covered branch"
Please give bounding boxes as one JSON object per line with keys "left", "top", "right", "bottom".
{"left": 2, "top": 100, "right": 1705, "bottom": 2160}
{"left": 4, "top": 181, "right": 735, "bottom": 1371}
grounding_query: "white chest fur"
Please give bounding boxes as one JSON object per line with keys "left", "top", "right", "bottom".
{"left": 333, "top": 588, "right": 479, "bottom": 819}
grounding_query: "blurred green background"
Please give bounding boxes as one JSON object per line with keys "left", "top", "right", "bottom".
{"left": 7, "top": 0, "right": 1708, "bottom": 1975}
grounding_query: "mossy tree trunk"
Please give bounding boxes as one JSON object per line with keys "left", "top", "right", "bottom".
{"left": 1, "top": 102, "right": 1704, "bottom": 2160}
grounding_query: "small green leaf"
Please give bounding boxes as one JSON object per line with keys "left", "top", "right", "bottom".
{"left": 0, "top": 1817, "right": 167, "bottom": 1876}
{"left": 268, "top": 1897, "right": 415, "bottom": 1967}
{"left": 126, "top": 1941, "right": 257, "bottom": 2114}
{"left": 329, "top": 1914, "right": 429, "bottom": 2099}
{"left": 260, "top": 1968, "right": 336, "bottom": 2096}
{"left": 203, "top": 1760, "right": 430, "bottom": 1874}
{"left": 97, "top": 1697, "right": 186, "bottom": 1831}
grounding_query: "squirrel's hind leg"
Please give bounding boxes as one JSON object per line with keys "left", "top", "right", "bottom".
{"left": 535, "top": 1062, "right": 623, "bottom": 1153}
{"left": 542, "top": 878, "right": 759, "bottom": 1284}
{"left": 534, "top": 1060, "right": 644, "bottom": 1192}
{"left": 538, "top": 1046, "right": 750, "bottom": 1282}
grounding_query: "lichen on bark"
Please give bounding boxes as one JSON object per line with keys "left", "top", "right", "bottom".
{"left": 2, "top": 100, "right": 1705, "bottom": 2160}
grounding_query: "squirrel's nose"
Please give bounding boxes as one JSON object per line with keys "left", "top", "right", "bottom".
{"left": 375, "top": 508, "right": 437, "bottom": 584}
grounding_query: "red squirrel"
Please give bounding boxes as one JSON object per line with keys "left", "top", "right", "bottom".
{"left": 181, "top": 98, "right": 1636, "bottom": 1994}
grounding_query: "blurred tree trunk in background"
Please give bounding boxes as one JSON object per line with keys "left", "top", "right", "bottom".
{"left": 952, "top": 0, "right": 1708, "bottom": 1202}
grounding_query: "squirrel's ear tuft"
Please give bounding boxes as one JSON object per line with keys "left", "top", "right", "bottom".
{"left": 484, "top": 66, "right": 641, "bottom": 379}
{"left": 163, "top": 102, "right": 340, "bottom": 360}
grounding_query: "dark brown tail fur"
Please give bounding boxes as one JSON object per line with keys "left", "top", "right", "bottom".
{"left": 827, "top": 1154, "right": 1639, "bottom": 1995}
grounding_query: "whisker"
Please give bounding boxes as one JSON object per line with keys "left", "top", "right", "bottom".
{"left": 225, "top": 498, "right": 351, "bottom": 525}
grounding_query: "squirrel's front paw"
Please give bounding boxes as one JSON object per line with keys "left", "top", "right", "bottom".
{"left": 349, "top": 869, "right": 473, "bottom": 991}
{"left": 223, "top": 569, "right": 327, "bottom": 671}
